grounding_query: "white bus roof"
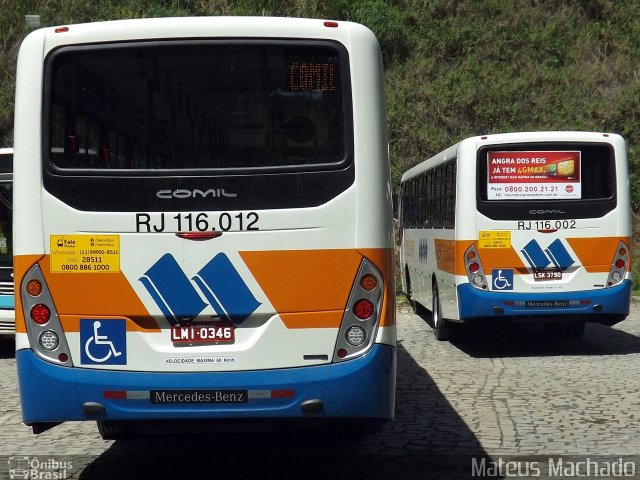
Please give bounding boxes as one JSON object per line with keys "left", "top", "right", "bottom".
{"left": 401, "top": 131, "right": 621, "bottom": 183}
{"left": 31, "top": 17, "right": 376, "bottom": 52}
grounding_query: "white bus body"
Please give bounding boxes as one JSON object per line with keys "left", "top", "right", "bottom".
{"left": 400, "top": 132, "right": 631, "bottom": 340}
{"left": 13, "top": 17, "right": 395, "bottom": 437}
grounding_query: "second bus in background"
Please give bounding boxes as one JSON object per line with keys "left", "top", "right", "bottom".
{"left": 399, "top": 132, "right": 631, "bottom": 341}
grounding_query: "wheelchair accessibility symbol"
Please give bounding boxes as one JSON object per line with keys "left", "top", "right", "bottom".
{"left": 492, "top": 269, "right": 514, "bottom": 291}
{"left": 80, "top": 319, "right": 127, "bottom": 365}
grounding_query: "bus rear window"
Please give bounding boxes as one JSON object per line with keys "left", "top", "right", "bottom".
{"left": 479, "top": 143, "right": 615, "bottom": 202}
{"left": 46, "top": 41, "right": 350, "bottom": 172}
{"left": 477, "top": 143, "right": 616, "bottom": 220}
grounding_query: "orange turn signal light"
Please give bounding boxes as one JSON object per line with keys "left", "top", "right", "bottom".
{"left": 26, "top": 279, "right": 42, "bottom": 297}
{"left": 360, "top": 274, "right": 378, "bottom": 291}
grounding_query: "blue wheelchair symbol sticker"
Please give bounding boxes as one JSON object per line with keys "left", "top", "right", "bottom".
{"left": 492, "top": 269, "right": 514, "bottom": 291}
{"left": 80, "top": 319, "right": 126, "bottom": 365}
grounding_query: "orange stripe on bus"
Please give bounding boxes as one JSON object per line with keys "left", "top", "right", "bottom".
{"left": 566, "top": 236, "right": 630, "bottom": 273}
{"left": 433, "top": 239, "right": 457, "bottom": 275}
{"left": 240, "top": 248, "right": 395, "bottom": 329}
{"left": 14, "top": 254, "right": 157, "bottom": 333}
{"left": 476, "top": 245, "right": 528, "bottom": 274}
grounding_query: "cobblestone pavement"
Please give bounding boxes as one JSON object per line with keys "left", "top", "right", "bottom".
{"left": 2, "top": 302, "right": 640, "bottom": 479}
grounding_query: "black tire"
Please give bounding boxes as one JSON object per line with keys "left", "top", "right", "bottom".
{"left": 97, "top": 420, "right": 134, "bottom": 440}
{"left": 432, "top": 282, "right": 452, "bottom": 341}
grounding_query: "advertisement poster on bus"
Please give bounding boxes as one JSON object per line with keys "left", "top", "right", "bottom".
{"left": 487, "top": 151, "right": 581, "bottom": 200}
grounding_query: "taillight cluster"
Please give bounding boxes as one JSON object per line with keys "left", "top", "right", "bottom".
{"left": 464, "top": 245, "right": 488, "bottom": 290}
{"left": 607, "top": 242, "right": 629, "bottom": 287}
{"left": 21, "top": 264, "right": 72, "bottom": 365}
{"left": 333, "top": 259, "right": 384, "bottom": 362}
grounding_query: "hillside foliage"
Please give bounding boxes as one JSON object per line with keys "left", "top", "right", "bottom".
{"left": 2, "top": 0, "right": 640, "bottom": 278}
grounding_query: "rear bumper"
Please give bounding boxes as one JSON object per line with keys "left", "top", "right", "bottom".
{"left": 17, "top": 344, "right": 396, "bottom": 424}
{"left": 457, "top": 280, "right": 631, "bottom": 319}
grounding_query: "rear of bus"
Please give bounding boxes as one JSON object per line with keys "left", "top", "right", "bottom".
{"left": 13, "top": 18, "right": 395, "bottom": 436}
{"left": 0, "top": 148, "right": 13, "bottom": 336}
{"left": 456, "top": 132, "right": 631, "bottom": 334}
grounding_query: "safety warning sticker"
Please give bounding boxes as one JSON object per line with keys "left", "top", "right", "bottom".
{"left": 50, "top": 235, "right": 120, "bottom": 273}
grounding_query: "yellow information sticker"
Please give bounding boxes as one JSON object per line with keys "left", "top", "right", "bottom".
{"left": 50, "top": 235, "right": 120, "bottom": 273}
{"left": 478, "top": 231, "right": 511, "bottom": 249}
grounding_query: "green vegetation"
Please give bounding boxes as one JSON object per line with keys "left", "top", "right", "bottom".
{"left": 1, "top": 0, "right": 640, "bottom": 281}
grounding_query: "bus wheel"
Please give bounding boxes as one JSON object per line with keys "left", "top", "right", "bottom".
{"left": 432, "top": 282, "right": 452, "bottom": 341}
{"left": 97, "top": 420, "right": 133, "bottom": 440}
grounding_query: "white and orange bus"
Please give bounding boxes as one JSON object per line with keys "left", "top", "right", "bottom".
{"left": 13, "top": 17, "right": 395, "bottom": 438}
{"left": 400, "top": 132, "right": 631, "bottom": 341}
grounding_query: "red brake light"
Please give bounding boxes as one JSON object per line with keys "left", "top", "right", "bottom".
{"left": 615, "top": 259, "right": 625, "bottom": 269}
{"left": 324, "top": 21, "right": 339, "bottom": 28}
{"left": 469, "top": 262, "right": 480, "bottom": 273}
{"left": 353, "top": 299, "right": 374, "bottom": 319}
{"left": 30, "top": 304, "right": 51, "bottom": 325}
{"left": 175, "top": 231, "right": 223, "bottom": 240}
{"left": 104, "top": 391, "right": 127, "bottom": 400}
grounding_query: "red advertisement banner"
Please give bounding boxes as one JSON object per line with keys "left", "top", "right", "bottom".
{"left": 487, "top": 151, "right": 581, "bottom": 200}
{"left": 488, "top": 151, "right": 580, "bottom": 184}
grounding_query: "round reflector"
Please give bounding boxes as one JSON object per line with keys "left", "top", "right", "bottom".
{"left": 39, "top": 330, "right": 59, "bottom": 351}
{"left": 30, "top": 304, "right": 51, "bottom": 325}
{"left": 26, "top": 279, "right": 43, "bottom": 297}
{"left": 360, "top": 274, "right": 378, "bottom": 291}
{"left": 346, "top": 325, "right": 366, "bottom": 346}
{"left": 353, "top": 299, "right": 374, "bottom": 319}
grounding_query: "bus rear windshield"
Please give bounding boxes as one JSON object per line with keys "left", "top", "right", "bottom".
{"left": 477, "top": 143, "right": 616, "bottom": 220}
{"left": 46, "top": 40, "right": 349, "bottom": 172}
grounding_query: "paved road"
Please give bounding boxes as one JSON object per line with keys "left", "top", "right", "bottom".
{"left": 2, "top": 302, "right": 640, "bottom": 479}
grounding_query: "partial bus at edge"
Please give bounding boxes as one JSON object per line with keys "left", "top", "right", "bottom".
{"left": 0, "top": 148, "right": 13, "bottom": 336}
{"left": 400, "top": 132, "right": 631, "bottom": 341}
{"left": 13, "top": 17, "right": 395, "bottom": 438}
